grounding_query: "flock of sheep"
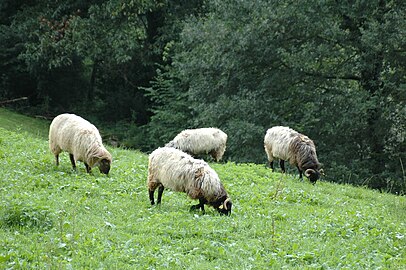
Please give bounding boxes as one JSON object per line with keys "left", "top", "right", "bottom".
{"left": 49, "top": 113, "right": 323, "bottom": 216}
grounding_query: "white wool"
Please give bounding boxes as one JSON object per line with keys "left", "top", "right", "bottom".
{"left": 264, "top": 126, "right": 299, "bottom": 164}
{"left": 166, "top": 128, "right": 227, "bottom": 161}
{"left": 49, "top": 113, "right": 111, "bottom": 167}
{"left": 148, "top": 147, "right": 226, "bottom": 202}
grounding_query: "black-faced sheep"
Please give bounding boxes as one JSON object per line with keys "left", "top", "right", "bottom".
{"left": 49, "top": 113, "right": 112, "bottom": 174}
{"left": 165, "top": 128, "right": 227, "bottom": 162}
{"left": 264, "top": 126, "right": 322, "bottom": 183}
{"left": 148, "top": 147, "right": 232, "bottom": 215}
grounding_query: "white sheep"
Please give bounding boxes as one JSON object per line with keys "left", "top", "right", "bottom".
{"left": 264, "top": 126, "right": 322, "bottom": 183}
{"left": 165, "top": 128, "right": 227, "bottom": 161}
{"left": 49, "top": 113, "right": 112, "bottom": 174}
{"left": 148, "top": 147, "right": 232, "bottom": 215}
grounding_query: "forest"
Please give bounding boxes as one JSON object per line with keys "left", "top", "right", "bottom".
{"left": 1, "top": 0, "right": 405, "bottom": 193}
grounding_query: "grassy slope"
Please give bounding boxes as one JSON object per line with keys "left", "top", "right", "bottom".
{"left": 0, "top": 108, "right": 50, "bottom": 138}
{"left": 0, "top": 109, "right": 405, "bottom": 269}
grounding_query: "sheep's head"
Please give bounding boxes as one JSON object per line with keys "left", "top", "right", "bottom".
{"left": 216, "top": 198, "right": 232, "bottom": 216}
{"left": 165, "top": 140, "right": 176, "bottom": 148}
{"left": 88, "top": 147, "right": 111, "bottom": 175}
{"left": 304, "top": 169, "right": 320, "bottom": 184}
{"left": 98, "top": 158, "right": 111, "bottom": 174}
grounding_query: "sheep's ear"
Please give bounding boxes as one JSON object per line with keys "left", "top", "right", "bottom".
{"left": 218, "top": 204, "right": 224, "bottom": 209}
{"left": 319, "top": 169, "right": 325, "bottom": 176}
{"left": 226, "top": 201, "right": 232, "bottom": 212}
{"left": 101, "top": 158, "right": 110, "bottom": 165}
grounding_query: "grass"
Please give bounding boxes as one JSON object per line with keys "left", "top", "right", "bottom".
{"left": 0, "top": 108, "right": 51, "bottom": 139}
{"left": 0, "top": 108, "right": 405, "bottom": 269}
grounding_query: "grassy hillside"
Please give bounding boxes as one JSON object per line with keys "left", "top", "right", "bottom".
{"left": 0, "top": 109, "right": 405, "bottom": 269}
{"left": 0, "top": 108, "right": 50, "bottom": 139}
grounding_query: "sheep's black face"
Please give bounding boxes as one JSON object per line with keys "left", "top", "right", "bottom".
{"left": 99, "top": 159, "right": 111, "bottom": 174}
{"left": 308, "top": 170, "right": 320, "bottom": 184}
{"left": 216, "top": 199, "right": 232, "bottom": 216}
{"left": 304, "top": 168, "right": 321, "bottom": 184}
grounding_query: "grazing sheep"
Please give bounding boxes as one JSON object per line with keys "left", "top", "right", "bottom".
{"left": 148, "top": 147, "right": 232, "bottom": 215}
{"left": 264, "top": 126, "right": 322, "bottom": 183}
{"left": 165, "top": 128, "right": 227, "bottom": 161}
{"left": 49, "top": 113, "right": 112, "bottom": 174}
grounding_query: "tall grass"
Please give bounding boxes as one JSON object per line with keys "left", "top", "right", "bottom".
{"left": 0, "top": 109, "right": 405, "bottom": 269}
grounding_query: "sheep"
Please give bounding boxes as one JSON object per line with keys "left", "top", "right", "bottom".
{"left": 264, "top": 126, "right": 322, "bottom": 183}
{"left": 49, "top": 113, "right": 112, "bottom": 174}
{"left": 147, "top": 147, "right": 232, "bottom": 215}
{"left": 165, "top": 128, "right": 227, "bottom": 162}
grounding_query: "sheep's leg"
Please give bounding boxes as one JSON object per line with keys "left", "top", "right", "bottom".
{"left": 297, "top": 166, "right": 303, "bottom": 180}
{"left": 210, "top": 150, "right": 220, "bottom": 162}
{"left": 157, "top": 185, "right": 164, "bottom": 204}
{"left": 200, "top": 200, "right": 206, "bottom": 213}
{"left": 149, "top": 189, "right": 155, "bottom": 205}
{"left": 85, "top": 163, "right": 91, "bottom": 173}
{"left": 280, "top": 160, "right": 286, "bottom": 173}
{"left": 69, "top": 154, "right": 76, "bottom": 170}
{"left": 190, "top": 198, "right": 206, "bottom": 214}
{"left": 198, "top": 198, "right": 206, "bottom": 212}
{"left": 148, "top": 181, "right": 160, "bottom": 205}
{"left": 55, "top": 154, "right": 59, "bottom": 166}
{"left": 265, "top": 146, "right": 274, "bottom": 170}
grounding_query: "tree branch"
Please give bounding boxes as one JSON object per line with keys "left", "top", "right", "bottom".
{"left": 302, "top": 71, "right": 361, "bottom": 81}
{"left": 0, "top": 97, "right": 28, "bottom": 105}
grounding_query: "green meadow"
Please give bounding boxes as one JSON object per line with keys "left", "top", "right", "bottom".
{"left": 0, "top": 108, "right": 405, "bottom": 269}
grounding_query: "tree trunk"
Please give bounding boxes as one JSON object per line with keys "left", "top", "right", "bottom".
{"left": 360, "top": 1, "right": 387, "bottom": 182}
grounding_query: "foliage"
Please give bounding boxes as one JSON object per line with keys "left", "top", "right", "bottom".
{"left": 148, "top": 0, "right": 406, "bottom": 192}
{"left": 144, "top": 66, "right": 192, "bottom": 148}
{"left": 1, "top": 0, "right": 163, "bottom": 119}
{"left": 0, "top": 117, "right": 405, "bottom": 268}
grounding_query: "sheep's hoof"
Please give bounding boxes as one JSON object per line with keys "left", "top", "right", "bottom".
{"left": 190, "top": 205, "right": 205, "bottom": 214}
{"left": 190, "top": 205, "right": 202, "bottom": 212}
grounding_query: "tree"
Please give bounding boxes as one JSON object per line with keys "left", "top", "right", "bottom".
{"left": 148, "top": 0, "right": 406, "bottom": 192}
